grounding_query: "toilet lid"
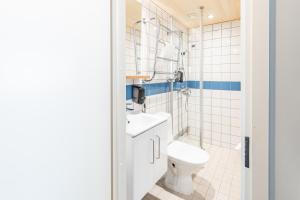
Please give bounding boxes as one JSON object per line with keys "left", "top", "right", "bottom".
{"left": 168, "top": 141, "right": 209, "bottom": 165}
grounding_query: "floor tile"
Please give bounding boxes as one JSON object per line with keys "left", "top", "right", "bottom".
{"left": 144, "top": 135, "right": 241, "bottom": 200}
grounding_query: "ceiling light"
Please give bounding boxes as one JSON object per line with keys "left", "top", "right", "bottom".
{"left": 208, "top": 14, "right": 214, "bottom": 19}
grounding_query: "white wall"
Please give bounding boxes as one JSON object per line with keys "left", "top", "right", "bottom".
{"left": 0, "top": 0, "right": 111, "bottom": 200}
{"left": 271, "top": 0, "right": 300, "bottom": 199}
{"left": 125, "top": 0, "right": 189, "bottom": 137}
{"left": 189, "top": 21, "right": 241, "bottom": 149}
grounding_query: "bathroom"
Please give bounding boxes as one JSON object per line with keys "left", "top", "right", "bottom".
{"left": 1, "top": 0, "right": 297, "bottom": 199}
{"left": 125, "top": 0, "right": 242, "bottom": 199}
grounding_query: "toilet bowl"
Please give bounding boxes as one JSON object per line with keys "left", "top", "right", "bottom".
{"left": 165, "top": 141, "right": 209, "bottom": 195}
{"left": 155, "top": 112, "right": 209, "bottom": 195}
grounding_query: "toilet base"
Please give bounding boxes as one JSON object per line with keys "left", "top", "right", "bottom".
{"left": 164, "top": 160, "right": 195, "bottom": 195}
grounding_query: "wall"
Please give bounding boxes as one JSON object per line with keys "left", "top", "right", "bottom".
{"left": 0, "top": 0, "right": 111, "bottom": 200}
{"left": 188, "top": 21, "right": 241, "bottom": 149}
{"left": 270, "top": 0, "right": 300, "bottom": 199}
{"left": 125, "top": 0, "right": 189, "bottom": 137}
{"left": 125, "top": 1, "right": 241, "bottom": 149}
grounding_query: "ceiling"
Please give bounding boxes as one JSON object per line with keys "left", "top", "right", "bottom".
{"left": 126, "top": 0, "right": 240, "bottom": 28}
{"left": 126, "top": 0, "right": 141, "bottom": 27}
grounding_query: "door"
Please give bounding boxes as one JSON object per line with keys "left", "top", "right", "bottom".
{"left": 132, "top": 130, "right": 155, "bottom": 200}
{"left": 0, "top": 0, "right": 111, "bottom": 199}
{"left": 154, "top": 123, "right": 168, "bottom": 182}
{"left": 241, "top": 0, "right": 269, "bottom": 199}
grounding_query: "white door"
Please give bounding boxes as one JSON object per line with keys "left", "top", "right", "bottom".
{"left": 154, "top": 123, "right": 168, "bottom": 182}
{"left": 133, "top": 130, "right": 155, "bottom": 200}
{"left": 241, "top": 0, "right": 269, "bottom": 199}
{"left": 0, "top": 0, "right": 111, "bottom": 199}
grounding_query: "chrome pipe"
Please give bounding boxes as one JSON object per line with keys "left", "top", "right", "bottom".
{"left": 199, "top": 6, "right": 204, "bottom": 149}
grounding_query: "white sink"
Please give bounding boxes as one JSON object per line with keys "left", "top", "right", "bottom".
{"left": 126, "top": 113, "right": 167, "bottom": 137}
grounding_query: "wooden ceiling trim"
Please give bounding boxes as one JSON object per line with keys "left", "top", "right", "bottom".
{"left": 126, "top": 0, "right": 240, "bottom": 28}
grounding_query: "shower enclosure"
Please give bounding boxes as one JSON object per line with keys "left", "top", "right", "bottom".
{"left": 130, "top": 0, "right": 202, "bottom": 146}
{"left": 127, "top": 0, "right": 242, "bottom": 150}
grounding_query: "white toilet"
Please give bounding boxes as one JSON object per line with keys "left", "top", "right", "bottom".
{"left": 156, "top": 112, "right": 209, "bottom": 195}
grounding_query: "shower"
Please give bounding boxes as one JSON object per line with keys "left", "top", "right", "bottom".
{"left": 131, "top": 4, "right": 205, "bottom": 149}
{"left": 132, "top": 16, "right": 189, "bottom": 138}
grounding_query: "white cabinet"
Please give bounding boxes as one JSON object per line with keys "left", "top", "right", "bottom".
{"left": 153, "top": 123, "right": 168, "bottom": 182}
{"left": 129, "top": 129, "right": 155, "bottom": 200}
{"left": 127, "top": 121, "right": 168, "bottom": 200}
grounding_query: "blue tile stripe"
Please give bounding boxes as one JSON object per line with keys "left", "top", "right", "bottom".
{"left": 126, "top": 85, "right": 133, "bottom": 100}
{"left": 203, "top": 81, "right": 241, "bottom": 91}
{"left": 187, "top": 81, "right": 201, "bottom": 89}
{"left": 126, "top": 81, "right": 241, "bottom": 100}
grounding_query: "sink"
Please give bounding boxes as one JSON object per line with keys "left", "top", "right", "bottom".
{"left": 126, "top": 113, "right": 168, "bottom": 137}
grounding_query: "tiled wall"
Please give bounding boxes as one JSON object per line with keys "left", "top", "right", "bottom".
{"left": 125, "top": 0, "right": 241, "bottom": 149}
{"left": 125, "top": 27, "right": 139, "bottom": 76}
{"left": 188, "top": 21, "right": 241, "bottom": 149}
{"left": 126, "top": 0, "right": 189, "bottom": 138}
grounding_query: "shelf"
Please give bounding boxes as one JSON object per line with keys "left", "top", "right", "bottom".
{"left": 126, "top": 75, "right": 150, "bottom": 80}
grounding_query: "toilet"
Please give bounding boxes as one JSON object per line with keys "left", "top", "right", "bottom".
{"left": 156, "top": 112, "right": 209, "bottom": 195}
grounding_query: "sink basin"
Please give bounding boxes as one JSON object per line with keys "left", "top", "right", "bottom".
{"left": 126, "top": 113, "right": 168, "bottom": 137}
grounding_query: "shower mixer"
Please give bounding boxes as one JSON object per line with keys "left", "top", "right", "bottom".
{"left": 175, "top": 70, "right": 184, "bottom": 82}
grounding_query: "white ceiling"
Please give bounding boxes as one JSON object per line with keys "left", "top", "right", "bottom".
{"left": 126, "top": 0, "right": 141, "bottom": 27}
{"left": 126, "top": 0, "right": 240, "bottom": 28}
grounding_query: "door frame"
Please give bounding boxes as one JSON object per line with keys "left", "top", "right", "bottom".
{"left": 241, "top": 0, "right": 269, "bottom": 199}
{"left": 111, "top": 0, "right": 270, "bottom": 199}
{"left": 111, "top": 0, "right": 127, "bottom": 199}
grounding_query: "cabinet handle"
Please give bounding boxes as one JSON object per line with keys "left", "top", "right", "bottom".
{"left": 150, "top": 139, "right": 155, "bottom": 164}
{"left": 156, "top": 135, "right": 161, "bottom": 159}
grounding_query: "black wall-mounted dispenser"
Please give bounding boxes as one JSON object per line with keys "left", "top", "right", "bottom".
{"left": 175, "top": 70, "right": 184, "bottom": 82}
{"left": 132, "top": 85, "right": 145, "bottom": 104}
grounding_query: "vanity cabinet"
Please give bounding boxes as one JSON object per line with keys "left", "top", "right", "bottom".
{"left": 127, "top": 121, "right": 168, "bottom": 200}
{"left": 153, "top": 123, "right": 168, "bottom": 182}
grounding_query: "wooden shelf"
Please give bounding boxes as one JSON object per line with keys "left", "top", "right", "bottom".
{"left": 126, "top": 75, "right": 150, "bottom": 80}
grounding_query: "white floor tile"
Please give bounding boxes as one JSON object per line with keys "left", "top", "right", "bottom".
{"left": 145, "top": 135, "right": 241, "bottom": 200}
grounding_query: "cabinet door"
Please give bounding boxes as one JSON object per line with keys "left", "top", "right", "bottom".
{"left": 132, "top": 129, "right": 155, "bottom": 200}
{"left": 154, "top": 122, "right": 168, "bottom": 182}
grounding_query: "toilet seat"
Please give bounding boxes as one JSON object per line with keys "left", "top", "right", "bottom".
{"left": 167, "top": 141, "right": 209, "bottom": 165}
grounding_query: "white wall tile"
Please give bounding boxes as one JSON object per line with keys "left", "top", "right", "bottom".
{"left": 213, "top": 23, "right": 222, "bottom": 31}
{"left": 222, "top": 46, "right": 231, "bottom": 55}
{"left": 231, "top": 73, "right": 241, "bottom": 81}
{"left": 231, "top": 63, "right": 241, "bottom": 72}
{"left": 231, "top": 46, "right": 240, "bottom": 55}
{"left": 231, "top": 20, "right": 240, "bottom": 28}
{"left": 213, "top": 39, "right": 222, "bottom": 47}
{"left": 231, "top": 36, "right": 240, "bottom": 46}
{"left": 222, "top": 125, "right": 230, "bottom": 134}
{"left": 231, "top": 55, "right": 240, "bottom": 64}
{"left": 222, "top": 21, "right": 231, "bottom": 29}
{"left": 203, "top": 25, "right": 213, "bottom": 32}
{"left": 188, "top": 20, "right": 241, "bottom": 149}
{"left": 222, "top": 38, "right": 231, "bottom": 47}
{"left": 213, "top": 30, "right": 222, "bottom": 39}
{"left": 231, "top": 27, "right": 240, "bottom": 36}
{"left": 222, "top": 108, "right": 231, "bottom": 117}
{"left": 204, "top": 32, "right": 213, "bottom": 40}
{"left": 222, "top": 29, "right": 231, "bottom": 37}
